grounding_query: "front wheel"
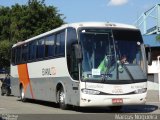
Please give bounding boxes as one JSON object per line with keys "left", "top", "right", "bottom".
{"left": 58, "top": 88, "right": 68, "bottom": 110}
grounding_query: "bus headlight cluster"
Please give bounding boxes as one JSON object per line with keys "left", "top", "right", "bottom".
{"left": 81, "top": 89, "right": 100, "bottom": 95}
{"left": 134, "top": 88, "right": 147, "bottom": 94}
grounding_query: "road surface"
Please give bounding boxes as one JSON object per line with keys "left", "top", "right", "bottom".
{"left": 0, "top": 94, "right": 160, "bottom": 120}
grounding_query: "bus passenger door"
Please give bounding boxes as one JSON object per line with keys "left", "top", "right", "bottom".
{"left": 67, "top": 43, "right": 80, "bottom": 106}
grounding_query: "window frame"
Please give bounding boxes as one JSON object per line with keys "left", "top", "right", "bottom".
{"left": 12, "top": 28, "right": 67, "bottom": 65}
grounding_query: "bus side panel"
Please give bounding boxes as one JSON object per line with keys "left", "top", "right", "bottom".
{"left": 25, "top": 77, "right": 80, "bottom": 106}
{"left": 25, "top": 58, "right": 80, "bottom": 106}
{"left": 10, "top": 65, "right": 20, "bottom": 97}
{"left": 25, "top": 77, "right": 58, "bottom": 101}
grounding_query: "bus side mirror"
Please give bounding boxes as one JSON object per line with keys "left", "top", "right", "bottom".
{"left": 73, "top": 44, "right": 83, "bottom": 61}
{"left": 148, "top": 51, "right": 152, "bottom": 65}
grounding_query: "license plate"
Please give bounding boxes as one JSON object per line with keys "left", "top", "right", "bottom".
{"left": 112, "top": 98, "right": 123, "bottom": 104}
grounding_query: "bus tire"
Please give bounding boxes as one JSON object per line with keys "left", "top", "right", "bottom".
{"left": 58, "top": 87, "right": 68, "bottom": 110}
{"left": 20, "top": 86, "right": 26, "bottom": 102}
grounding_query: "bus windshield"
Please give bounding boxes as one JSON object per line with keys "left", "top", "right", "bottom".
{"left": 79, "top": 28, "right": 147, "bottom": 83}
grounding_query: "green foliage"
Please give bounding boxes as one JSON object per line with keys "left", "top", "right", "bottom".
{"left": 156, "top": 35, "right": 160, "bottom": 41}
{"left": 0, "top": 40, "right": 12, "bottom": 68}
{"left": 0, "top": 0, "right": 65, "bottom": 68}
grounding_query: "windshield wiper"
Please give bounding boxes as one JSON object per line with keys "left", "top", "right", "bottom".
{"left": 101, "top": 75, "right": 106, "bottom": 83}
{"left": 123, "top": 64, "right": 134, "bottom": 80}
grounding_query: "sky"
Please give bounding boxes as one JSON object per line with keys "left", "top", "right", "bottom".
{"left": 0, "top": 0, "right": 159, "bottom": 25}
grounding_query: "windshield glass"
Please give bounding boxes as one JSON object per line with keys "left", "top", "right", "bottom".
{"left": 79, "top": 28, "right": 147, "bottom": 82}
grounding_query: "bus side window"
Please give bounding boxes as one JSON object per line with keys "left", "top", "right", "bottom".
{"left": 45, "top": 34, "right": 55, "bottom": 57}
{"left": 28, "top": 41, "right": 37, "bottom": 61}
{"left": 15, "top": 46, "right": 22, "bottom": 64}
{"left": 55, "top": 30, "right": 65, "bottom": 56}
{"left": 37, "top": 38, "right": 45, "bottom": 59}
{"left": 70, "top": 44, "right": 79, "bottom": 80}
{"left": 21, "top": 44, "right": 28, "bottom": 63}
{"left": 66, "top": 27, "right": 79, "bottom": 80}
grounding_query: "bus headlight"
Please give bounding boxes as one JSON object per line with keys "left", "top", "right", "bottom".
{"left": 134, "top": 88, "right": 147, "bottom": 94}
{"left": 81, "top": 89, "right": 100, "bottom": 95}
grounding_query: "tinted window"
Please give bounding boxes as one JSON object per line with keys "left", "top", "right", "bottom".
{"left": 66, "top": 28, "right": 77, "bottom": 55}
{"left": 61, "top": 31, "right": 65, "bottom": 53}
{"left": 13, "top": 30, "right": 66, "bottom": 64}
{"left": 55, "top": 30, "right": 65, "bottom": 56}
{"left": 21, "top": 44, "right": 28, "bottom": 62}
{"left": 45, "top": 35, "right": 55, "bottom": 57}
{"left": 28, "top": 41, "right": 37, "bottom": 61}
{"left": 15, "top": 46, "right": 21, "bottom": 64}
{"left": 66, "top": 28, "right": 78, "bottom": 80}
{"left": 37, "top": 38, "right": 45, "bottom": 59}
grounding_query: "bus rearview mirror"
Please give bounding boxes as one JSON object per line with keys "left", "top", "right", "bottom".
{"left": 74, "top": 44, "right": 83, "bottom": 61}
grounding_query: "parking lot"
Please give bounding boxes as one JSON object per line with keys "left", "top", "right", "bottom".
{"left": 0, "top": 80, "right": 160, "bottom": 120}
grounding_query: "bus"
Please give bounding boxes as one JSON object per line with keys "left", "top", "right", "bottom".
{"left": 10, "top": 22, "right": 150, "bottom": 110}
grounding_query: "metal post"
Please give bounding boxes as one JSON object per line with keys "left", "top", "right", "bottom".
{"left": 143, "top": 14, "right": 147, "bottom": 34}
{"left": 157, "top": 4, "right": 160, "bottom": 34}
{"left": 157, "top": 56, "right": 160, "bottom": 102}
{"left": 134, "top": 4, "right": 160, "bottom": 35}
{"left": 159, "top": 73, "right": 160, "bottom": 102}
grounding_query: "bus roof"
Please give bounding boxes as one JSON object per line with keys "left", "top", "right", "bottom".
{"left": 12, "top": 22, "right": 138, "bottom": 48}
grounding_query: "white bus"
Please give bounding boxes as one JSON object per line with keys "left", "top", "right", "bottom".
{"left": 10, "top": 22, "right": 150, "bottom": 110}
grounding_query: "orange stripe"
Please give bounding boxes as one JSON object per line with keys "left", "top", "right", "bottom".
{"left": 18, "top": 64, "right": 34, "bottom": 99}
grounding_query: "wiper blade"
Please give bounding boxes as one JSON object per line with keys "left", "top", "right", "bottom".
{"left": 101, "top": 75, "right": 105, "bottom": 83}
{"left": 101, "top": 73, "right": 113, "bottom": 83}
{"left": 123, "top": 64, "right": 134, "bottom": 80}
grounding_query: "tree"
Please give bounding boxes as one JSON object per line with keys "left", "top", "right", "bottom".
{"left": 0, "top": 40, "right": 12, "bottom": 68}
{"left": 0, "top": 0, "right": 65, "bottom": 68}
{"left": 156, "top": 35, "right": 160, "bottom": 41}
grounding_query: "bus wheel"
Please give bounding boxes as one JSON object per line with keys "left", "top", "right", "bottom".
{"left": 58, "top": 87, "right": 67, "bottom": 110}
{"left": 20, "top": 86, "right": 26, "bottom": 102}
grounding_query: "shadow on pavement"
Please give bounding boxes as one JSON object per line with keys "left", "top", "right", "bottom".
{"left": 17, "top": 98, "right": 59, "bottom": 108}
{"left": 73, "top": 105, "right": 159, "bottom": 113}
{"left": 16, "top": 98, "right": 159, "bottom": 113}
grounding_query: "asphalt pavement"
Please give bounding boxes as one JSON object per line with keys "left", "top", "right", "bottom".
{"left": 0, "top": 80, "right": 160, "bottom": 120}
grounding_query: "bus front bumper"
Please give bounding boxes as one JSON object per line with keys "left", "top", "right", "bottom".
{"left": 80, "top": 93, "right": 147, "bottom": 107}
